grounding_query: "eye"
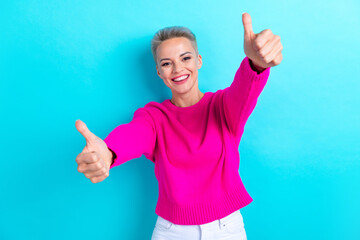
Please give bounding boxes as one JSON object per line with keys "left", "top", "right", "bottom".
{"left": 161, "top": 56, "right": 191, "bottom": 67}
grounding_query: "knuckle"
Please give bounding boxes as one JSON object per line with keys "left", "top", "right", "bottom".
{"left": 279, "top": 54, "right": 283, "bottom": 62}
{"left": 274, "top": 59, "right": 280, "bottom": 65}
{"left": 75, "top": 154, "right": 82, "bottom": 164}
{"left": 85, "top": 172, "right": 93, "bottom": 179}
{"left": 264, "top": 56, "right": 270, "bottom": 63}
{"left": 97, "top": 168, "right": 104, "bottom": 175}
{"left": 78, "top": 164, "right": 87, "bottom": 173}
{"left": 92, "top": 176, "right": 101, "bottom": 183}
{"left": 254, "top": 40, "right": 261, "bottom": 49}
{"left": 258, "top": 50, "right": 265, "bottom": 57}
{"left": 95, "top": 162, "right": 102, "bottom": 169}
{"left": 274, "top": 55, "right": 282, "bottom": 65}
{"left": 91, "top": 152, "right": 99, "bottom": 161}
{"left": 263, "top": 29, "right": 270, "bottom": 35}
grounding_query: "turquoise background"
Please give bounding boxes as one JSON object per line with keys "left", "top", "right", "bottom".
{"left": 1, "top": 0, "right": 359, "bottom": 239}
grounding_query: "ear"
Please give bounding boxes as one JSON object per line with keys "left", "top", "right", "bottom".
{"left": 156, "top": 64, "right": 161, "bottom": 78}
{"left": 197, "top": 54, "right": 202, "bottom": 69}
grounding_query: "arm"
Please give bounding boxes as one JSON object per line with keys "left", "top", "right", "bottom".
{"left": 104, "top": 108, "right": 156, "bottom": 169}
{"left": 222, "top": 56, "right": 270, "bottom": 137}
{"left": 221, "top": 13, "right": 282, "bottom": 138}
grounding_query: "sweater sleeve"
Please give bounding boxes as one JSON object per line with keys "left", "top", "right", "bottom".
{"left": 223, "top": 56, "right": 271, "bottom": 137}
{"left": 103, "top": 107, "right": 156, "bottom": 169}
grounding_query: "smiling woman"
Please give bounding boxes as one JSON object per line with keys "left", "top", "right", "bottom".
{"left": 76, "top": 13, "right": 280, "bottom": 240}
{"left": 142, "top": 24, "right": 272, "bottom": 240}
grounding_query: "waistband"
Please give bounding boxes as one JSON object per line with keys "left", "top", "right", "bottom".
{"left": 156, "top": 209, "right": 243, "bottom": 230}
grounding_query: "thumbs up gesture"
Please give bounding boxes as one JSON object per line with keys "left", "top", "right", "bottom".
{"left": 242, "top": 12, "right": 283, "bottom": 71}
{"left": 75, "top": 120, "right": 113, "bottom": 183}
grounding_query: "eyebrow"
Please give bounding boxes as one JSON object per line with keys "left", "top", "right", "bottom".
{"left": 159, "top": 52, "right": 193, "bottom": 63}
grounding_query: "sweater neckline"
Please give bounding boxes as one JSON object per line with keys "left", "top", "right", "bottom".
{"left": 164, "top": 92, "right": 210, "bottom": 111}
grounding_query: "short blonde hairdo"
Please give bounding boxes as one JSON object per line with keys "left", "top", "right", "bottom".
{"left": 151, "top": 26, "right": 198, "bottom": 66}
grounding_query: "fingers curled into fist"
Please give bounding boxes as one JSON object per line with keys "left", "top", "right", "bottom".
{"left": 76, "top": 151, "right": 110, "bottom": 183}
{"left": 253, "top": 29, "right": 283, "bottom": 65}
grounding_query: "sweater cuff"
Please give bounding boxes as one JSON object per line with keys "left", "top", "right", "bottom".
{"left": 243, "top": 56, "right": 271, "bottom": 78}
{"left": 107, "top": 147, "right": 117, "bottom": 169}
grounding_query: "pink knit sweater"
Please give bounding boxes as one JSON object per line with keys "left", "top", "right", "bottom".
{"left": 104, "top": 56, "right": 271, "bottom": 225}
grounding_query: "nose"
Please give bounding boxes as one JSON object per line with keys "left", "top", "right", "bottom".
{"left": 172, "top": 62, "right": 182, "bottom": 73}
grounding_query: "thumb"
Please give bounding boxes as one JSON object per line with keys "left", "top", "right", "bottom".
{"left": 242, "top": 12, "right": 255, "bottom": 42}
{"left": 75, "top": 119, "right": 96, "bottom": 144}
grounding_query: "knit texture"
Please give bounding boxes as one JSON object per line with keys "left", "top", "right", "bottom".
{"left": 104, "top": 56, "right": 271, "bottom": 225}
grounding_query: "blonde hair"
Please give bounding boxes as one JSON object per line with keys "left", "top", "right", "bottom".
{"left": 151, "top": 26, "right": 198, "bottom": 66}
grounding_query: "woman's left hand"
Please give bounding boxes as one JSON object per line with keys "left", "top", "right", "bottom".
{"left": 242, "top": 12, "right": 283, "bottom": 71}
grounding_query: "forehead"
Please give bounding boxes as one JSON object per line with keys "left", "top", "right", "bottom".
{"left": 156, "top": 37, "right": 194, "bottom": 57}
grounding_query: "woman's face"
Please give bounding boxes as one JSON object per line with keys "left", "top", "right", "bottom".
{"left": 156, "top": 37, "right": 202, "bottom": 96}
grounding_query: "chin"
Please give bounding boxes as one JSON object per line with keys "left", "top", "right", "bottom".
{"left": 172, "top": 86, "right": 196, "bottom": 96}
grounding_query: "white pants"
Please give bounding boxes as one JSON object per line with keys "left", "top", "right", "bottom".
{"left": 151, "top": 210, "right": 247, "bottom": 240}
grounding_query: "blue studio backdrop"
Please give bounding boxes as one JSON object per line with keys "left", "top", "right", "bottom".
{"left": 1, "top": 0, "right": 359, "bottom": 239}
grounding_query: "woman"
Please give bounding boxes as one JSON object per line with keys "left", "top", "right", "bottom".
{"left": 75, "top": 12, "right": 283, "bottom": 240}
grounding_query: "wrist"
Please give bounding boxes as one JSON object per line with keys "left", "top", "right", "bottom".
{"left": 249, "top": 58, "right": 266, "bottom": 73}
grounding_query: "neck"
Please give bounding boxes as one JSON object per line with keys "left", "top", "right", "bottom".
{"left": 171, "top": 90, "right": 204, "bottom": 108}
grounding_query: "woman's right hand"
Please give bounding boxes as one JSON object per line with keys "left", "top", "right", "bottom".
{"left": 75, "top": 120, "right": 113, "bottom": 183}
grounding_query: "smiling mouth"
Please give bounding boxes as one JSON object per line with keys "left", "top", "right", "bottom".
{"left": 172, "top": 74, "right": 189, "bottom": 82}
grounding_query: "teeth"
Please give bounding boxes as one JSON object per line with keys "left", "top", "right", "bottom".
{"left": 173, "top": 75, "right": 189, "bottom": 81}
